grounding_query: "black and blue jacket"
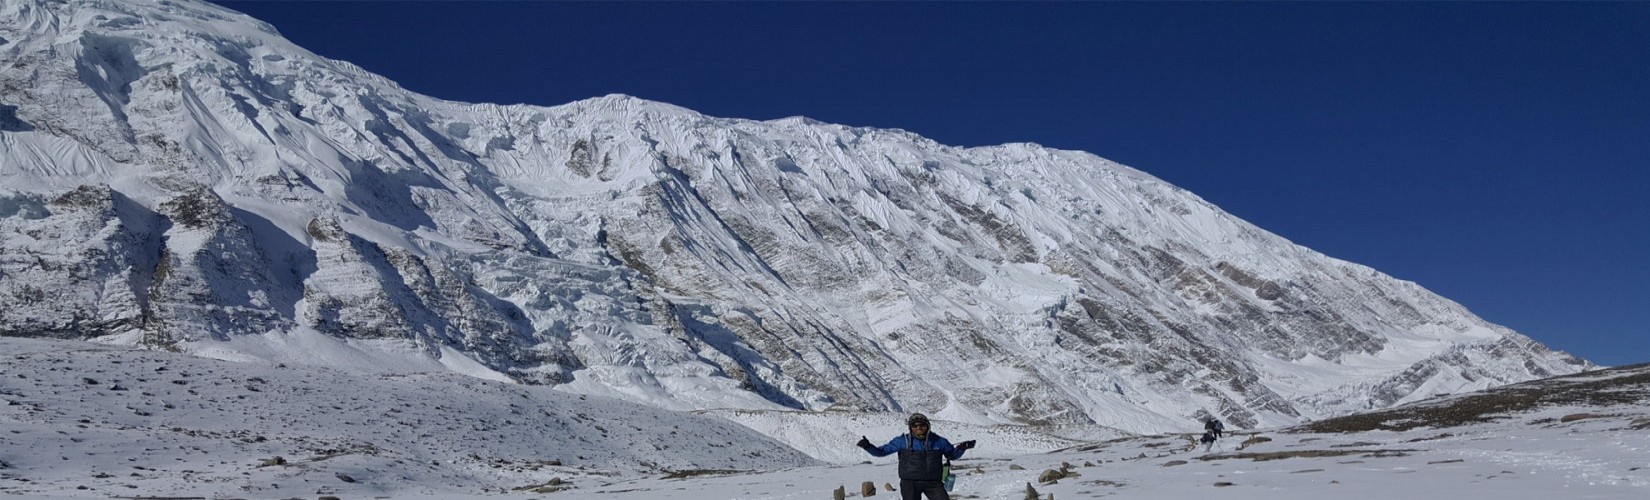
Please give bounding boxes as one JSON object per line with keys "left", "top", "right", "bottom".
{"left": 864, "top": 433, "right": 965, "bottom": 481}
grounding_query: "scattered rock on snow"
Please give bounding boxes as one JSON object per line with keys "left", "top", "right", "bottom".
{"left": 1038, "top": 468, "right": 1067, "bottom": 484}
{"left": 513, "top": 477, "right": 570, "bottom": 493}
{"left": 1238, "top": 435, "right": 1272, "bottom": 450}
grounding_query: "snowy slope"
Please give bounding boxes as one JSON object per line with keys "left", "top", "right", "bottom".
{"left": 0, "top": 337, "right": 819, "bottom": 498}
{"left": 0, "top": 0, "right": 1590, "bottom": 438}
{"left": 1, "top": 336, "right": 1644, "bottom": 499}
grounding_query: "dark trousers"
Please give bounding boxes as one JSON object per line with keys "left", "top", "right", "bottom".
{"left": 900, "top": 479, "right": 949, "bottom": 500}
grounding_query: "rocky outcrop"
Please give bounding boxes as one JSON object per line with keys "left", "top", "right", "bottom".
{"left": 145, "top": 186, "right": 292, "bottom": 348}
{"left": 0, "top": 185, "right": 160, "bottom": 338}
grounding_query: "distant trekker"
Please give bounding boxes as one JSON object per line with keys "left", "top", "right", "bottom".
{"left": 1204, "top": 417, "right": 1225, "bottom": 439}
{"left": 857, "top": 412, "right": 976, "bottom": 500}
{"left": 1200, "top": 430, "right": 1219, "bottom": 452}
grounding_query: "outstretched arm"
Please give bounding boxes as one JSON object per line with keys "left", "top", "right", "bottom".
{"left": 950, "top": 440, "right": 976, "bottom": 460}
{"left": 858, "top": 435, "right": 897, "bottom": 457}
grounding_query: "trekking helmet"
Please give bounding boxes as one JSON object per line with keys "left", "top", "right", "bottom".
{"left": 906, "top": 413, "right": 930, "bottom": 427}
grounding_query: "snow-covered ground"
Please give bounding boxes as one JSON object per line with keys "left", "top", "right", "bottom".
{"left": 2, "top": 337, "right": 1645, "bottom": 499}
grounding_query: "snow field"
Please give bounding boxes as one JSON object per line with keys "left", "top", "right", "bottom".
{"left": 3, "top": 337, "right": 1646, "bottom": 499}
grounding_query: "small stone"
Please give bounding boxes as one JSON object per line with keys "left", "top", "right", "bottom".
{"left": 1038, "top": 468, "right": 1066, "bottom": 484}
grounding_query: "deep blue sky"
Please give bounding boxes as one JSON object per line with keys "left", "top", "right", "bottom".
{"left": 217, "top": 1, "right": 1648, "bottom": 367}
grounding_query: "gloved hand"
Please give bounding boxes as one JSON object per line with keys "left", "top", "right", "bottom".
{"left": 857, "top": 436, "right": 873, "bottom": 449}
{"left": 956, "top": 440, "right": 976, "bottom": 450}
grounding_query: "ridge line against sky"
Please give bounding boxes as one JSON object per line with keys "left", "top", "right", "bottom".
{"left": 211, "top": 1, "right": 1647, "bottom": 366}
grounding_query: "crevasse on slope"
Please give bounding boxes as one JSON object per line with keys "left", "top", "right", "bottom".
{"left": 0, "top": 0, "right": 1587, "bottom": 434}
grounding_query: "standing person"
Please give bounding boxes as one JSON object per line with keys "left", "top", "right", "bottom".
{"left": 857, "top": 413, "right": 976, "bottom": 500}
{"left": 1204, "top": 417, "right": 1224, "bottom": 439}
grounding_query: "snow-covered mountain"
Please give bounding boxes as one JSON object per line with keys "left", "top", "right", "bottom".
{"left": 0, "top": 0, "right": 1588, "bottom": 435}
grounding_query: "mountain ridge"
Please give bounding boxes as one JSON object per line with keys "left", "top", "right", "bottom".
{"left": 0, "top": 0, "right": 1589, "bottom": 435}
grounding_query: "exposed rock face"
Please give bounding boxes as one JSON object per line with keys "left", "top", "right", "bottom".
{"left": 0, "top": 185, "right": 160, "bottom": 339}
{"left": 146, "top": 185, "right": 291, "bottom": 347}
{"left": 0, "top": 0, "right": 1589, "bottom": 433}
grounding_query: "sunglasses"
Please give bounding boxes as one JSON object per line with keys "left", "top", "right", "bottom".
{"left": 909, "top": 422, "right": 929, "bottom": 427}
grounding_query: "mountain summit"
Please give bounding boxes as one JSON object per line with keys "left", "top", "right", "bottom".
{"left": 0, "top": 0, "right": 1587, "bottom": 434}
